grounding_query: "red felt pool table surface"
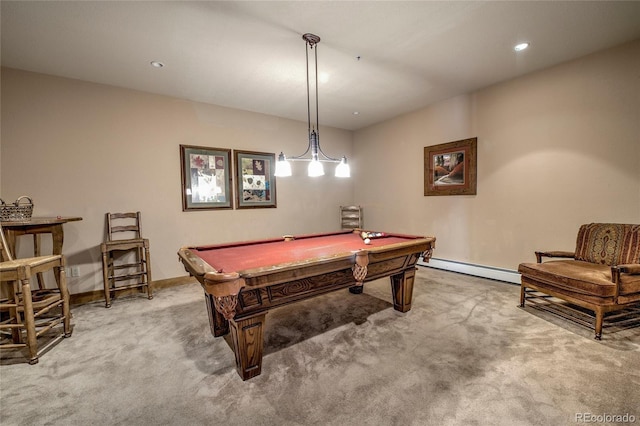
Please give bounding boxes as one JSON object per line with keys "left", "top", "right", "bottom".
{"left": 189, "top": 231, "right": 420, "bottom": 273}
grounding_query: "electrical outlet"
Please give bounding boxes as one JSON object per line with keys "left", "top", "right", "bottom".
{"left": 71, "top": 266, "right": 80, "bottom": 277}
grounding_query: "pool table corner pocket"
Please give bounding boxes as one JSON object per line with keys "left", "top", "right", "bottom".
{"left": 204, "top": 271, "right": 245, "bottom": 320}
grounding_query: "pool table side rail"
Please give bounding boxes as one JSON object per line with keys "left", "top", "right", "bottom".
{"left": 192, "top": 230, "right": 354, "bottom": 251}
{"left": 239, "top": 237, "right": 433, "bottom": 278}
{"left": 177, "top": 247, "right": 218, "bottom": 277}
{"left": 187, "top": 230, "right": 430, "bottom": 252}
{"left": 199, "top": 238, "right": 434, "bottom": 322}
{"left": 178, "top": 236, "right": 435, "bottom": 284}
{"left": 242, "top": 238, "right": 433, "bottom": 287}
{"left": 179, "top": 238, "right": 435, "bottom": 311}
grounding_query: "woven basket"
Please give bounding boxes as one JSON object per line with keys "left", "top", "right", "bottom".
{"left": 0, "top": 196, "right": 34, "bottom": 221}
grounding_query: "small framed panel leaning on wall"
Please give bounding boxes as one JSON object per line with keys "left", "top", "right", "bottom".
{"left": 234, "top": 150, "right": 277, "bottom": 209}
{"left": 424, "top": 137, "right": 477, "bottom": 196}
{"left": 180, "top": 145, "right": 233, "bottom": 211}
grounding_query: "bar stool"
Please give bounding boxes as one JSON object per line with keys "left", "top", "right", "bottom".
{"left": 100, "top": 212, "right": 153, "bottom": 308}
{"left": 0, "top": 224, "right": 72, "bottom": 364}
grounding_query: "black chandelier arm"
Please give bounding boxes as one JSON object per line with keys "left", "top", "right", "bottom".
{"left": 306, "top": 38, "right": 312, "bottom": 134}
{"left": 287, "top": 146, "right": 312, "bottom": 160}
{"left": 287, "top": 156, "right": 341, "bottom": 163}
{"left": 285, "top": 127, "right": 342, "bottom": 162}
{"left": 314, "top": 41, "right": 320, "bottom": 146}
{"left": 315, "top": 144, "right": 341, "bottom": 162}
{"left": 286, "top": 144, "right": 342, "bottom": 162}
{"left": 276, "top": 34, "right": 349, "bottom": 173}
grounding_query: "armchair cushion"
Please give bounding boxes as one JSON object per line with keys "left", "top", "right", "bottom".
{"left": 518, "top": 260, "right": 615, "bottom": 298}
{"left": 575, "top": 223, "right": 640, "bottom": 266}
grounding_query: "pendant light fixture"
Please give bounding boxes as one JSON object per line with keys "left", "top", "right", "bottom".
{"left": 275, "top": 33, "right": 350, "bottom": 178}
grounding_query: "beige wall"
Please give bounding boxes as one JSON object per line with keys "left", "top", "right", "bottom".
{"left": 1, "top": 69, "right": 353, "bottom": 293}
{"left": 352, "top": 40, "right": 640, "bottom": 270}
{"left": 2, "top": 40, "right": 639, "bottom": 294}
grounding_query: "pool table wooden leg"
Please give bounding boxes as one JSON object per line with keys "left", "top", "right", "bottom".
{"left": 230, "top": 313, "right": 267, "bottom": 381}
{"left": 204, "top": 293, "right": 230, "bottom": 337}
{"left": 390, "top": 267, "right": 416, "bottom": 313}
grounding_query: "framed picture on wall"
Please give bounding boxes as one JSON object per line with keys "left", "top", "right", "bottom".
{"left": 424, "top": 137, "right": 477, "bottom": 196}
{"left": 180, "top": 145, "right": 233, "bottom": 210}
{"left": 234, "top": 150, "right": 277, "bottom": 209}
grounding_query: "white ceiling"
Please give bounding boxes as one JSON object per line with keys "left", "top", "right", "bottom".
{"left": 2, "top": 1, "right": 640, "bottom": 131}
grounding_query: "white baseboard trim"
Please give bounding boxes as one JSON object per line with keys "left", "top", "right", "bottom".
{"left": 418, "top": 257, "right": 521, "bottom": 284}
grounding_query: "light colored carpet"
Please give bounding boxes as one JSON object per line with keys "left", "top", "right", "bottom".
{"left": 1, "top": 267, "right": 638, "bottom": 425}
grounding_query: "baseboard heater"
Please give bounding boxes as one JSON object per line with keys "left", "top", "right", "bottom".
{"left": 417, "top": 257, "right": 520, "bottom": 284}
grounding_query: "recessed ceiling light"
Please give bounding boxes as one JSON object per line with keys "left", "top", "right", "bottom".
{"left": 514, "top": 43, "right": 529, "bottom": 52}
{"left": 353, "top": 111, "right": 360, "bottom": 115}
{"left": 150, "top": 61, "right": 164, "bottom": 68}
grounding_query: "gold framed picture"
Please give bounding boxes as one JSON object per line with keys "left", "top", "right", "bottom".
{"left": 424, "top": 137, "right": 477, "bottom": 196}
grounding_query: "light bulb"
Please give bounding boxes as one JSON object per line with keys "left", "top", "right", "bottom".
{"left": 308, "top": 160, "right": 325, "bottom": 177}
{"left": 335, "top": 157, "right": 350, "bottom": 178}
{"left": 274, "top": 153, "right": 292, "bottom": 177}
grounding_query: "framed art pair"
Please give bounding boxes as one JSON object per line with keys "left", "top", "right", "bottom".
{"left": 180, "top": 145, "right": 276, "bottom": 211}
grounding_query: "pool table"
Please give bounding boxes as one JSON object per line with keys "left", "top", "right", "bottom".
{"left": 178, "top": 230, "right": 435, "bottom": 380}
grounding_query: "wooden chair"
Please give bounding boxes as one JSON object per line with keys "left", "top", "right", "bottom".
{"left": 100, "top": 212, "right": 153, "bottom": 308}
{"left": 340, "top": 205, "right": 363, "bottom": 230}
{"left": 0, "top": 223, "right": 71, "bottom": 364}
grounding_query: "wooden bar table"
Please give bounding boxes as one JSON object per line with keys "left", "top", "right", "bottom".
{"left": 1, "top": 216, "right": 82, "bottom": 288}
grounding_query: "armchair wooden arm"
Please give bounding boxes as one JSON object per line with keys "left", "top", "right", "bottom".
{"left": 611, "top": 263, "right": 640, "bottom": 285}
{"left": 615, "top": 264, "right": 640, "bottom": 274}
{"left": 535, "top": 251, "right": 575, "bottom": 263}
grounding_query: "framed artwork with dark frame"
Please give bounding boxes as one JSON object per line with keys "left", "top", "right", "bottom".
{"left": 180, "top": 144, "right": 233, "bottom": 211}
{"left": 424, "top": 137, "right": 477, "bottom": 196}
{"left": 234, "top": 150, "right": 277, "bottom": 209}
